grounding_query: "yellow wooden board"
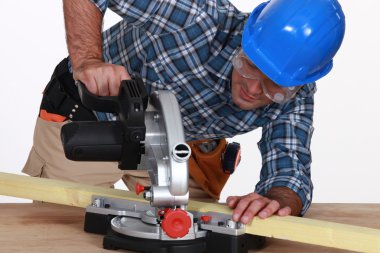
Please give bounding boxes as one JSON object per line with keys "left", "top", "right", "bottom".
{"left": 1, "top": 172, "right": 379, "bottom": 252}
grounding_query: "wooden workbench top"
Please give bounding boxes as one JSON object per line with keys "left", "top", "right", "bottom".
{"left": 0, "top": 203, "right": 378, "bottom": 252}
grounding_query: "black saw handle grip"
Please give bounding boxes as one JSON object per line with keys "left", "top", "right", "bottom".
{"left": 76, "top": 81, "right": 119, "bottom": 113}
{"left": 76, "top": 79, "right": 148, "bottom": 113}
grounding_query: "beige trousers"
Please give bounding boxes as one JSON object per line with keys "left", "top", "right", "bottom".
{"left": 23, "top": 117, "right": 210, "bottom": 199}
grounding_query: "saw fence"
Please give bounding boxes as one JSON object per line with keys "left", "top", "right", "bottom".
{"left": 0, "top": 172, "right": 379, "bottom": 252}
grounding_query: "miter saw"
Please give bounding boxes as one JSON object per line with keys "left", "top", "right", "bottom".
{"left": 60, "top": 79, "right": 264, "bottom": 253}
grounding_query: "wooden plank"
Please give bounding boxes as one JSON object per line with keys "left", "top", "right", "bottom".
{"left": 248, "top": 215, "right": 380, "bottom": 252}
{"left": 0, "top": 172, "right": 144, "bottom": 207}
{"left": 189, "top": 201, "right": 380, "bottom": 252}
{"left": 1, "top": 172, "right": 380, "bottom": 252}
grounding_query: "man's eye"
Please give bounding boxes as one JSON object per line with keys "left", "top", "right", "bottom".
{"left": 243, "top": 59, "right": 255, "bottom": 68}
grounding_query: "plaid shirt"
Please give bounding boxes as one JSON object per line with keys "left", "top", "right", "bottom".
{"left": 89, "top": 0, "right": 316, "bottom": 214}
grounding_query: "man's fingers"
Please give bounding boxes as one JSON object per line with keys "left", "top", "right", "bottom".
{"left": 83, "top": 81, "right": 97, "bottom": 95}
{"left": 277, "top": 206, "right": 292, "bottom": 216}
{"left": 94, "top": 72, "right": 110, "bottom": 96}
{"left": 226, "top": 196, "right": 240, "bottom": 209}
{"left": 74, "top": 62, "right": 131, "bottom": 96}
{"left": 228, "top": 193, "right": 263, "bottom": 222}
{"left": 231, "top": 196, "right": 252, "bottom": 222}
{"left": 232, "top": 195, "right": 269, "bottom": 224}
{"left": 120, "top": 68, "right": 131, "bottom": 81}
{"left": 108, "top": 74, "right": 120, "bottom": 96}
{"left": 228, "top": 190, "right": 297, "bottom": 224}
{"left": 258, "top": 200, "right": 280, "bottom": 219}
{"left": 108, "top": 81, "right": 119, "bottom": 96}
{"left": 108, "top": 67, "right": 130, "bottom": 96}
{"left": 74, "top": 68, "right": 98, "bottom": 95}
{"left": 82, "top": 76, "right": 99, "bottom": 96}
{"left": 239, "top": 198, "right": 268, "bottom": 224}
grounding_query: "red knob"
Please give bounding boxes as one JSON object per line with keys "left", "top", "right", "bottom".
{"left": 135, "top": 182, "right": 146, "bottom": 195}
{"left": 161, "top": 209, "right": 192, "bottom": 238}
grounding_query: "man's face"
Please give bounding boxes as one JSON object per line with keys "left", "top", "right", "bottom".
{"left": 231, "top": 49, "right": 302, "bottom": 110}
{"left": 231, "top": 67, "right": 273, "bottom": 110}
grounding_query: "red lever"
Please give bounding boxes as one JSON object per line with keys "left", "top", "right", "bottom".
{"left": 161, "top": 209, "right": 192, "bottom": 238}
{"left": 135, "top": 182, "right": 146, "bottom": 195}
{"left": 201, "top": 215, "right": 212, "bottom": 224}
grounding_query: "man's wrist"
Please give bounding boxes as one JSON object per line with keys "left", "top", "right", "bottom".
{"left": 72, "top": 58, "right": 103, "bottom": 73}
{"left": 265, "top": 187, "right": 303, "bottom": 216}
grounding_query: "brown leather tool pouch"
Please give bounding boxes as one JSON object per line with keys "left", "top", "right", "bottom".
{"left": 187, "top": 139, "right": 230, "bottom": 200}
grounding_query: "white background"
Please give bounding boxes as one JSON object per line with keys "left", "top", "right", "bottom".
{"left": 0, "top": 0, "right": 379, "bottom": 204}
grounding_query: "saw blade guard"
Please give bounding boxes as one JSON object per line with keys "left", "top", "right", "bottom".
{"left": 143, "top": 91, "right": 190, "bottom": 207}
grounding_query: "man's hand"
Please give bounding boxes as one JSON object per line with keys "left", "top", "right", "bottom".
{"left": 63, "top": 0, "right": 130, "bottom": 96}
{"left": 74, "top": 60, "right": 131, "bottom": 96}
{"left": 226, "top": 187, "right": 302, "bottom": 224}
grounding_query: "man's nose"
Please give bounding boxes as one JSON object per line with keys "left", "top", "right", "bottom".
{"left": 246, "top": 79, "right": 263, "bottom": 97}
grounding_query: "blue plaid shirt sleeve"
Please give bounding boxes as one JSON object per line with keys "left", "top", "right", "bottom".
{"left": 89, "top": 0, "right": 164, "bottom": 25}
{"left": 89, "top": 0, "right": 109, "bottom": 14}
{"left": 255, "top": 87, "right": 315, "bottom": 215}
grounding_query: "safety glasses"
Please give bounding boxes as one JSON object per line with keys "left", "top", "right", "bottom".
{"left": 232, "top": 49, "right": 301, "bottom": 104}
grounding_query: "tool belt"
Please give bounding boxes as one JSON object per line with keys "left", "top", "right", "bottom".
{"left": 39, "top": 58, "right": 97, "bottom": 122}
{"left": 39, "top": 58, "right": 239, "bottom": 199}
{"left": 188, "top": 139, "right": 241, "bottom": 199}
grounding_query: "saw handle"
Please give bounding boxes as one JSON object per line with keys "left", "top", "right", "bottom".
{"left": 76, "top": 81, "right": 120, "bottom": 113}
{"left": 76, "top": 79, "right": 149, "bottom": 113}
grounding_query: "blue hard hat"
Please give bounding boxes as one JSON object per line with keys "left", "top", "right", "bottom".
{"left": 242, "top": 0, "right": 346, "bottom": 87}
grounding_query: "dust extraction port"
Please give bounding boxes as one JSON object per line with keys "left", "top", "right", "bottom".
{"left": 172, "top": 143, "right": 191, "bottom": 162}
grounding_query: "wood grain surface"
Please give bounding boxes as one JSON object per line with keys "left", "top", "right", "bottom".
{"left": 0, "top": 203, "right": 379, "bottom": 253}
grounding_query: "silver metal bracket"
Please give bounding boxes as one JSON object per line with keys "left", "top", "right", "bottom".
{"left": 87, "top": 196, "right": 246, "bottom": 240}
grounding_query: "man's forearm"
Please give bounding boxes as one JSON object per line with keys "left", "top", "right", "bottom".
{"left": 63, "top": 0, "right": 103, "bottom": 70}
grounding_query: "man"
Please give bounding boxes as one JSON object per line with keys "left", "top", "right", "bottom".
{"left": 23, "top": 0, "right": 345, "bottom": 224}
